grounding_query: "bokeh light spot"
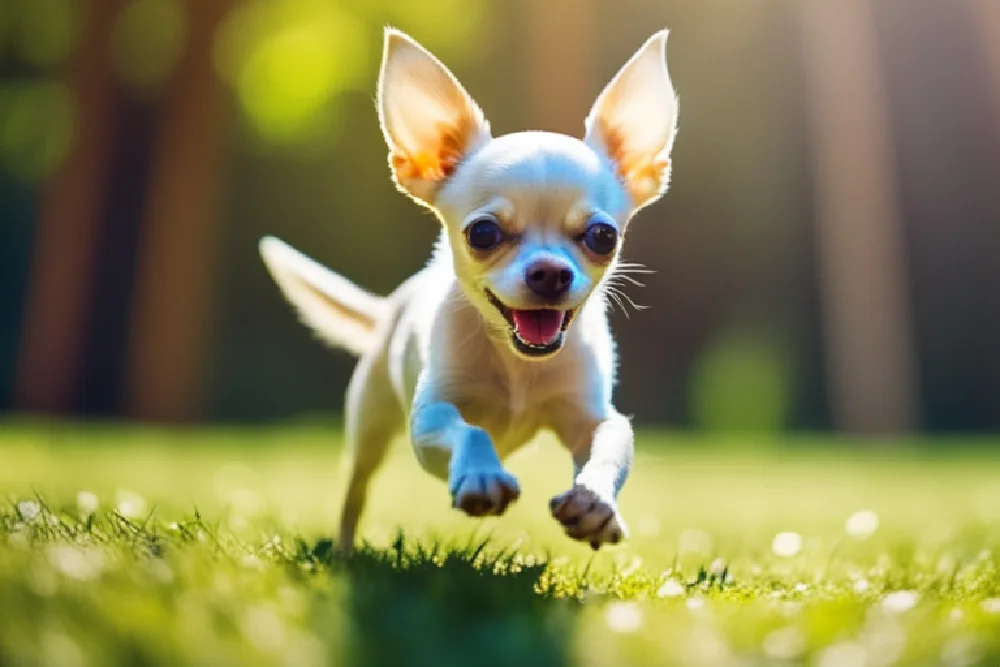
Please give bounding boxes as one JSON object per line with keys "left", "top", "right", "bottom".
{"left": 772, "top": 531, "right": 803, "bottom": 557}
{"left": 656, "top": 578, "right": 685, "bottom": 598}
{"left": 12, "top": 0, "right": 80, "bottom": 68}
{"left": 845, "top": 509, "right": 879, "bottom": 541}
{"left": 385, "top": 0, "right": 486, "bottom": 61}
{"left": 112, "top": 0, "right": 187, "bottom": 92}
{"left": 76, "top": 490, "right": 99, "bottom": 517}
{"left": 0, "top": 81, "right": 74, "bottom": 181}
{"left": 605, "top": 601, "right": 643, "bottom": 633}
{"left": 882, "top": 590, "right": 920, "bottom": 614}
{"left": 689, "top": 327, "right": 793, "bottom": 432}
{"left": 215, "top": 1, "right": 367, "bottom": 145}
{"left": 115, "top": 489, "right": 148, "bottom": 519}
{"left": 0, "top": 5, "right": 9, "bottom": 59}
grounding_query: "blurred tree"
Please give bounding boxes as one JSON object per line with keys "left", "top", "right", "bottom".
{"left": 15, "top": 0, "right": 122, "bottom": 413}
{"left": 124, "top": 0, "right": 232, "bottom": 421}
{"left": 523, "top": 0, "right": 597, "bottom": 134}
{"left": 964, "top": 0, "right": 1000, "bottom": 424}
{"left": 798, "top": 0, "right": 919, "bottom": 433}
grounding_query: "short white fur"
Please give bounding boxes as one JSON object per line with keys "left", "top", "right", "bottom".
{"left": 259, "top": 27, "right": 679, "bottom": 552}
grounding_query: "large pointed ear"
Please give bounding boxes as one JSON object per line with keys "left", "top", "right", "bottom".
{"left": 377, "top": 28, "right": 491, "bottom": 206}
{"left": 585, "top": 30, "right": 678, "bottom": 211}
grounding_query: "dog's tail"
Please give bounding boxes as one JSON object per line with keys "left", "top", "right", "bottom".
{"left": 259, "top": 236, "right": 390, "bottom": 357}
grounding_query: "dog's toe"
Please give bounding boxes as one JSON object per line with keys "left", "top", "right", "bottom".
{"left": 550, "top": 484, "right": 626, "bottom": 549}
{"left": 451, "top": 468, "right": 520, "bottom": 517}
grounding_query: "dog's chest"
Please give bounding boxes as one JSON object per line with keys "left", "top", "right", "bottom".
{"left": 457, "top": 364, "right": 564, "bottom": 458}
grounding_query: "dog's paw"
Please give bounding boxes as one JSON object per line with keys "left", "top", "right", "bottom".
{"left": 449, "top": 468, "right": 520, "bottom": 517}
{"left": 549, "top": 485, "right": 627, "bottom": 550}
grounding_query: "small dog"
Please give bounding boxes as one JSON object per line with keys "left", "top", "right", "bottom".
{"left": 260, "top": 28, "right": 678, "bottom": 552}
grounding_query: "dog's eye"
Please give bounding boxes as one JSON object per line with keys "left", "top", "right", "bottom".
{"left": 582, "top": 221, "right": 618, "bottom": 256}
{"left": 466, "top": 217, "right": 504, "bottom": 251}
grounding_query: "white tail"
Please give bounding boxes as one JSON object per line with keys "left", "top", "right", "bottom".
{"left": 259, "top": 237, "right": 390, "bottom": 356}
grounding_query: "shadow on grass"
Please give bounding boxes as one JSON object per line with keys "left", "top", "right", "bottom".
{"left": 306, "top": 534, "right": 578, "bottom": 667}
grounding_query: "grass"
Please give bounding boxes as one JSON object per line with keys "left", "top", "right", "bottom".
{"left": 2, "top": 420, "right": 1000, "bottom": 667}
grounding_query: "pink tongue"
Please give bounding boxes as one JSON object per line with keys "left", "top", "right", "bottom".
{"left": 511, "top": 309, "right": 564, "bottom": 346}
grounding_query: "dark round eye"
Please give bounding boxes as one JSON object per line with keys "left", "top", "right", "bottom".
{"left": 466, "top": 217, "right": 504, "bottom": 251}
{"left": 582, "top": 220, "right": 618, "bottom": 255}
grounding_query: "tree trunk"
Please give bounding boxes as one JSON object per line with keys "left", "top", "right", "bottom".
{"left": 15, "top": 0, "right": 122, "bottom": 413}
{"left": 797, "top": 0, "right": 920, "bottom": 433}
{"left": 122, "top": 0, "right": 232, "bottom": 421}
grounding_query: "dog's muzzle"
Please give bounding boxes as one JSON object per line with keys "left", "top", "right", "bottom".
{"left": 484, "top": 289, "right": 575, "bottom": 358}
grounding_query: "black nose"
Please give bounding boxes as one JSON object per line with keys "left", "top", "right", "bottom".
{"left": 525, "top": 260, "right": 573, "bottom": 300}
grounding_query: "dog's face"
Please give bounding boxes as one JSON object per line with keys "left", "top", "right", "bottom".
{"left": 377, "top": 29, "right": 678, "bottom": 359}
{"left": 436, "top": 133, "right": 629, "bottom": 358}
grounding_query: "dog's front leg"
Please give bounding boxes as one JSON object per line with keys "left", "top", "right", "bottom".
{"left": 550, "top": 409, "right": 633, "bottom": 550}
{"left": 410, "top": 400, "right": 520, "bottom": 517}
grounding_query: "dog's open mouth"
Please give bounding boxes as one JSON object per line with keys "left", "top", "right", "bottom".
{"left": 485, "top": 289, "right": 574, "bottom": 357}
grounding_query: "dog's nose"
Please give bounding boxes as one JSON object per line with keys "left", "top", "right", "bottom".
{"left": 525, "top": 260, "right": 573, "bottom": 300}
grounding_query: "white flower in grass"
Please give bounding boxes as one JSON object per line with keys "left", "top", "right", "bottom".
{"left": 941, "top": 635, "right": 983, "bottom": 667}
{"left": 47, "top": 545, "right": 105, "bottom": 581}
{"left": 76, "top": 491, "right": 99, "bottom": 516}
{"left": 980, "top": 598, "right": 1000, "bottom": 614}
{"left": 115, "top": 489, "right": 147, "bottom": 518}
{"left": 41, "top": 631, "right": 84, "bottom": 667}
{"left": 860, "top": 614, "right": 907, "bottom": 666}
{"left": 657, "top": 578, "right": 685, "bottom": 598}
{"left": 682, "top": 626, "right": 731, "bottom": 665}
{"left": 241, "top": 554, "right": 264, "bottom": 570}
{"left": 772, "top": 531, "right": 803, "bottom": 557}
{"left": 686, "top": 596, "right": 705, "bottom": 611}
{"left": 882, "top": 590, "right": 920, "bottom": 613}
{"left": 146, "top": 559, "right": 175, "bottom": 584}
{"left": 781, "top": 601, "right": 803, "bottom": 617}
{"left": 762, "top": 626, "right": 806, "bottom": 660}
{"left": 241, "top": 605, "right": 286, "bottom": 651}
{"left": 605, "top": 601, "right": 643, "bottom": 633}
{"left": 636, "top": 515, "right": 661, "bottom": 537}
{"left": 678, "top": 528, "right": 712, "bottom": 555}
{"left": 853, "top": 578, "right": 871, "bottom": 594}
{"left": 282, "top": 632, "right": 327, "bottom": 667}
{"left": 846, "top": 510, "right": 880, "bottom": 541}
{"left": 817, "top": 642, "right": 868, "bottom": 667}
{"left": 17, "top": 500, "right": 41, "bottom": 521}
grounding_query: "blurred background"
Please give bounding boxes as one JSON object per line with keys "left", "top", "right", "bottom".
{"left": 1, "top": 0, "right": 998, "bottom": 434}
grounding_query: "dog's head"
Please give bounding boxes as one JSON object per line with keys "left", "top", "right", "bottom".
{"left": 377, "top": 29, "right": 678, "bottom": 359}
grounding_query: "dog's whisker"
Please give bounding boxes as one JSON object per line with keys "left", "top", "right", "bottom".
{"left": 611, "top": 274, "right": 646, "bottom": 288}
{"left": 605, "top": 274, "right": 647, "bottom": 310}
{"left": 602, "top": 286, "right": 631, "bottom": 319}
{"left": 616, "top": 289, "right": 650, "bottom": 312}
{"left": 605, "top": 283, "right": 649, "bottom": 315}
{"left": 614, "top": 261, "right": 656, "bottom": 275}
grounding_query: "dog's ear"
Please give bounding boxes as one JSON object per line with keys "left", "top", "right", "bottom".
{"left": 585, "top": 30, "right": 678, "bottom": 211}
{"left": 377, "top": 28, "right": 490, "bottom": 206}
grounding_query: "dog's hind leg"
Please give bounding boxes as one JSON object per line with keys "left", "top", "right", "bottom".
{"left": 338, "top": 353, "right": 402, "bottom": 555}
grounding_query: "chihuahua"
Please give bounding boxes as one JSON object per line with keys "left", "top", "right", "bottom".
{"left": 259, "top": 28, "right": 678, "bottom": 552}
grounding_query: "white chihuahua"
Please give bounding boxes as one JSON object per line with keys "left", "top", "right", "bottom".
{"left": 259, "top": 28, "right": 678, "bottom": 552}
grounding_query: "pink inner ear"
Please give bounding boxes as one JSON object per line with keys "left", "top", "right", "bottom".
{"left": 389, "top": 119, "right": 476, "bottom": 190}
{"left": 597, "top": 119, "right": 668, "bottom": 205}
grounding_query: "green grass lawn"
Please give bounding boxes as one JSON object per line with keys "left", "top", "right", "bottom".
{"left": 2, "top": 420, "right": 1000, "bottom": 667}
